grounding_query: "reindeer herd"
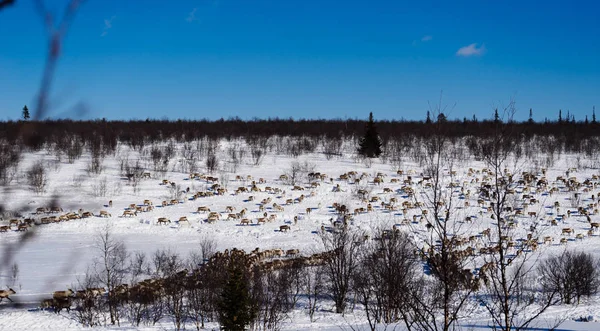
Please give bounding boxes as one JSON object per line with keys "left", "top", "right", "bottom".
{"left": 35, "top": 246, "right": 337, "bottom": 314}
{"left": 4, "top": 161, "right": 600, "bottom": 317}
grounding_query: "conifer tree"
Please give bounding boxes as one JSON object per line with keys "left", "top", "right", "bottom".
{"left": 437, "top": 112, "right": 447, "bottom": 123}
{"left": 593, "top": 106, "right": 596, "bottom": 124}
{"left": 528, "top": 108, "right": 534, "bottom": 124}
{"left": 22, "top": 105, "right": 30, "bottom": 120}
{"left": 559, "top": 109, "right": 563, "bottom": 123}
{"left": 494, "top": 108, "right": 500, "bottom": 123}
{"left": 425, "top": 111, "right": 432, "bottom": 124}
{"left": 218, "top": 266, "right": 255, "bottom": 331}
{"left": 357, "top": 112, "right": 382, "bottom": 158}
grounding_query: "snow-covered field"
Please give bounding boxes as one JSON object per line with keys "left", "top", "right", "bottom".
{"left": 2, "top": 139, "right": 600, "bottom": 330}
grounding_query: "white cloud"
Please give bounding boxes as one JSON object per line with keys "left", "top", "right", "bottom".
{"left": 101, "top": 16, "right": 116, "bottom": 37}
{"left": 456, "top": 43, "right": 486, "bottom": 57}
{"left": 186, "top": 8, "right": 198, "bottom": 22}
{"left": 421, "top": 35, "right": 433, "bottom": 42}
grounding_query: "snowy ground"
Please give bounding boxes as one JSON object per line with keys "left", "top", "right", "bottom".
{"left": 2, "top": 140, "right": 600, "bottom": 330}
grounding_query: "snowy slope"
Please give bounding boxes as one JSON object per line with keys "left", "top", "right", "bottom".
{"left": 1, "top": 140, "right": 600, "bottom": 330}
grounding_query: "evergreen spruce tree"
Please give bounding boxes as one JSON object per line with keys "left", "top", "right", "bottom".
{"left": 593, "top": 106, "right": 597, "bottom": 124}
{"left": 218, "top": 266, "right": 255, "bottom": 331}
{"left": 558, "top": 109, "right": 563, "bottom": 123}
{"left": 425, "top": 111, "right": 432, "bottom": 124}
{"left": 528, "top": 108, "right": 534, "bottom": 124}
{"left": 494, "top": 108, "right": 500, "bottom": 123}
{"left": 357, "top": 112, "right": 382, "bottom": 158}
{"left": 437, "top": 112, "right": 447, "bottom": 123}
{"left": 22, "top": 105, "right": 30, "bottom": 120}
{"left": 585, "top": 115, "right": 589, "bottom": 124}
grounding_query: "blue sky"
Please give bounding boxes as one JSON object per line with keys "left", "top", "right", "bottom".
{"left": 0, "top": 0, "right": 598, "bottom": 121}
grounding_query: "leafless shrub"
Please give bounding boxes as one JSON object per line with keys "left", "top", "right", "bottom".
{"left": 253, "top": 267, "right": 291, "bottom": 331}
{"left": 304, "top": 265, "right": 324, "bottom": 322}
{"left": 284, "top": 160, "right": 316, "bottom": 186}
{"left": 92, "top": 226, "right": 128, "bottom": 326}
{"left": 73, "top": 271, "right": 103, "bottom": 327}
{"left": 186, "top": 262, "right": 214, "bottom": 330}
{"left": 320, "top": 227, "right": 362, "bottom": 314}
{"left": 247, "top": 136, "right": 269, "bottom": 166}
{"left": 0, "top": 141, "right": 21, "bottom": 185}
{"left": 227, "top": 143, "right": 244, "bottom": 173}
{"left": 322, "top": 135, "right": 343, "bottom": 160}
{"left": 66, "top": 137, "right": 84, "bottom": 163}
{"left": 539, "top": 251, "right": 600, "bottom": 305}
{"left": 354, "top": 230, "right": 420, "bottom": 330}
{"left": 206, "top": 153, "right": 218, "bottom": 174}
{"left": 199, "top": 236, "right": 216, "bottom": 264}
{"left": 87, "top": 151, "right": 103, "bottom": 175}
{"left": 168, "top": 183, "right": 183, "bottom": 200}
{"left": 150, "top": 145, "right": 169, "bottom": 175}
{"left": 123, "top": 252, "right": 152, "bottom": 327}
{"left": 91, "top": 177, "right": 108, "bottom": 197}
{"left": 27, "top": 161, "right": 47, "bottom": 194}
{"left": 284, "top": 161, "right": 302, "bottom": 186}
{"left": 161, "top": 254, "right": 186, "bottom": 331}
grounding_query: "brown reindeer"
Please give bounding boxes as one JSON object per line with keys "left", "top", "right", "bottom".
{"left": 122, "top": 210, "right": 136, "bottom": 217}
{"left": 561, "top": 228, "right": 574, "bottom": 236}
{"left": 197, "top": 206, "right": 210, "bottom": 213}
{"left": 157, "top": 218, "right": 171, "bottom": 225}
{"left": 280, "top": 225, "right": 291, "bottom": 232}
{"left": 53, "top": 289, "right": 74, "bottom": 300}
{"left": 0, "top": 288, "right": 16, "bottom": 302}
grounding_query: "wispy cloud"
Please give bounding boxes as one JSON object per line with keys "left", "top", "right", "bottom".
{"left": 412, "top": 35, "right": 433, "bottom": 46}
{"left": 101, "top": 16, "right": 116, "bottom": 37}
{"left": 456, "top": 43, "right": 486, "bottom": 57}
{"left": 186, "top": 8, "right": 198, "bottom": 22}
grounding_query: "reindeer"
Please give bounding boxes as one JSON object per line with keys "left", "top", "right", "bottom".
{"left": 0, "top": 288, "right": 16, "bottom": 302}
{"left": 157, "top": 217, "right": 171, "bottom": 225}
{"left": 561, "top": 228, "right": 574, "bottom": 236}
{"left": 53, "top": 289, "right": 74, "bottom": 300}
{"left": 122, "top": 210, "right": 136, "bottom": 217}
{"left": 81, "top": 211, "right": 94, "bottom": 218}
{"left": 280, "top": 225, "right": 291, "bottom": 232}
{"left": 256, "top": 217, "right": 267, "bottom": 224}
{"left": 197, "top": 206, "right": 211, "bottom": 213}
